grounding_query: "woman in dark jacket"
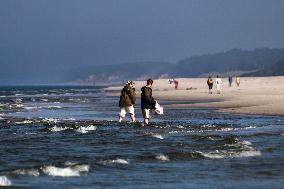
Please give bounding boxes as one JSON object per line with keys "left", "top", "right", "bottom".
{"left": 141, "top": 79, "right": 155, "bottom": 124}
{"left": 118, "top": 81, "right": 136, "bottom": 122}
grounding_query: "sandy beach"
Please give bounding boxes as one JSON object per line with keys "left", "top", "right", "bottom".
{"left": 105, "top": 76, "right": 284, "bottom": 116}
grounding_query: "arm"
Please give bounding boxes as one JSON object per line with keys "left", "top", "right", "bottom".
{"left": 129, "top": 88, "right": 136, "bottom": 105}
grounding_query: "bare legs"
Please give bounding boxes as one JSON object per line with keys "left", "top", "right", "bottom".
{"left": 118, "top": 114, "right": 136, "bottom": 123}
{"left": 144, "top": 118, "right": 149, "bottom": 125}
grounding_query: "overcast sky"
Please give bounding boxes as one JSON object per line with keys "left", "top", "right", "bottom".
{"left": 0, "top": 0, "right": 284, "bottom": 84}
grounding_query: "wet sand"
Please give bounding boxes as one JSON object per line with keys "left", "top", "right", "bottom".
{"left": 105, "top": 76, "right": 284, "bottom": 116}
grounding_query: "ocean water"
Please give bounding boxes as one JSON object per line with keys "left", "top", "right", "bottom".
{"left": 0, "top": 86, "right": 283, "bottom": 189}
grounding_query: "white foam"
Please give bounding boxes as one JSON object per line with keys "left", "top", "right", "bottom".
{"left": 198, "top": 139, "right": 261, "bottom": 159}
{"left": 42, "top": 165, "right": 89, "bottom": 177}
{"left": 177, "top": 125, "right": 185, "bottom": 129}
{"left": 50, "top": 126, "right": 68, "bottom": 132}
{"left": 100, "top": 158, "right": 129, "bottom": 165}
{"left": 43, "top": 118, "right": 59, "bottom": 123}
{"left": 110, "top": 159, "right": 129, "bottom": 164}
{"left": 12, "top": 168, "right": 40, "bottom": 176}
{"left": 244, "top": 126, "right": 256, "bottom": 130}
{"left": 0, "top": 176, "right": 12, "bottom": 186}
{"left": 24, "top": 106, "right": 41, "bottom": 110}
{"left": 75, "top": 125, "right": 97, "bottom": 134}
{"left": 155, "top": 154, "right": 170, "bottom": 161}
{"left": 13, "top": 104, "right": 24, "bottom": 108}
{"left": 152, "top": 134, "right": 164, "bottom": 139}
{"left": 197, "top": 149, "right": 261, "bottom": 159}
{"left": 25, "top": 132, "right": 37, "bottom": 135}
{"left": 76, "top": 125, "right": 97, "bottom": 133}
{"left": 63, "top": 118, "right": 76, "bottom": 121}
{"left": 15, "top": 120, "right": 33, "bottom": 124}
{"left": 47, "top": 105, "right": 62, "bottom": 109}
{"left": 75, "top": 127, "right": 88, "bottom": 134}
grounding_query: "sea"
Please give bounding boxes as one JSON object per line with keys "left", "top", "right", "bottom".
{"left": 0, "top": 86, "right": 283, "bottom": 189}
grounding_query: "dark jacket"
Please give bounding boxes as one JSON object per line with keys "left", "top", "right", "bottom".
{"left": 119, "top": 85, "right": 136, "bottom": 107}
{"left": 141, "top": 86, "right": 155, "bottom": 109}
{"left": 207, "top": 79, "right": 213, "bottom": 86}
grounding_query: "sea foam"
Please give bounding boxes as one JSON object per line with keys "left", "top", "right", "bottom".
{"left": 0, "top": 176, "right": 12, "bottom": 186}
{"left": 152, "top": 134, "right": 164, "bottom": 139}
{"left": 42, "top": 165, "right": 89, "bottom": 177}
{"left": 75, "top": 125, "right": 97, "bottom": 134}
{"left": 155, "top": 154, "right": 170, "bottom": 161}
{"left": 100, "top": 158, "right": 129, "bottom": 165}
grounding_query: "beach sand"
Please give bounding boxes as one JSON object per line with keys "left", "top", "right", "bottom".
{"left": 105, "top": 76, "right": 284, "bottom": 116}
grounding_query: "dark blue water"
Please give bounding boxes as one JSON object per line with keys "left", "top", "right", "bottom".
{"left": 0, "top": 86, "right": 283, "bottom": 188}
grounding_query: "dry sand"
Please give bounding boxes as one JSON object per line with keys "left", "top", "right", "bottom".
{"left": 105, "top": 76, "right": 284, "bottom": 116}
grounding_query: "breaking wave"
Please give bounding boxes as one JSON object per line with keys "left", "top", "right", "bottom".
{"left": 42, "top": 165, "right": 89, "bottom": 177}
{"left": 0, "top": 176, "right": 12, "bottom": 186}
{"left": 155, "top": 154, "right": 170, "bottom": 161}
{"left": 152, "top": 134, "right": 164, "bottom": 139}
{"left": 99, "top": 158, "right": 129, "bottom": 165}
{"left": 196, "top": 140, "right": 261, "bottom": 159}
{"left": 75, "top": 125, "right": 97, "bottom": 133}
{"left": 11, "top": 164, "right": 90, "bottom": 177}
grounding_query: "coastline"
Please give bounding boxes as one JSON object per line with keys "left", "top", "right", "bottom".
{"left": 104, "top": 76, "right": 284, "bottom": 117}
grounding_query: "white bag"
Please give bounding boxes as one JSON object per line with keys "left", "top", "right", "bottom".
{"left": 154, "top": 101, "right": 163, "bottom": 115}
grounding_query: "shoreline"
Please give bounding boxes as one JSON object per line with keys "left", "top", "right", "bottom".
{"left": 104, "top": 76, "right": 284, "bottom": 117}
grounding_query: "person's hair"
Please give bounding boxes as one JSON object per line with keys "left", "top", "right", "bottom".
{"left": 147, "top": 78, "right": 153, "bottom": 85}
{"left": 217, "top": 75, "right": 219, "bottom": 78}
{"left": 209, "top": 76, "right": 211, "bottom": 78}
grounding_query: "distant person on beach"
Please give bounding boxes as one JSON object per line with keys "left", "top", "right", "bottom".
{"left": 118, "top": 80, "right": 136, "bottom": 123}
{"left": 141, "top": 79, "right": 156, "bottom": 125}
{"left": 228, "top": 76, "right": 233, "bottom": 87}
{"left": 169, "top": 79, "right": 179, "bottom": 89}
{"left": 216, "top": 76, "right": 222, "bottom": 94}
{"left": 207, "top": 76, "right": 214, "bottom": 94}
{"left": 236, "top": 75, "right": 240, "bottom": 87}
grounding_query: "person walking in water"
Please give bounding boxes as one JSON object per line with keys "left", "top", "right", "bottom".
{"left": 141, "top": 79, "right": 156, "bottom": 125}
{"left": 118, "top": 81, "right": 136, "bottom": 123}
{"left": 207, "top": 76, "right": 214, "bottom": 94}
{"left": 216, "top": 75, "right": 222, "bottom": 94}
{"left": 236, "top": 75, "right": 240, "bottom": 87}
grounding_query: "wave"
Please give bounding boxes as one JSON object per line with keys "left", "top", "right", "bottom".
{"left": 196, "top": 140, "right": 261, "bottom": 159}
{"left": 49, "top": 126, "right": 69, "bottom": 132}
{"left": 155, "top": 154, "right": 170, "bottom": 161}
{"left": 197, "top": 149, "right": 261, "bottom": 159}
{"left": 42, "top": 165, "right": 89, "bottom": 177}
{"left": 47, "top": 105, "right": 62, "bottom": 109}
{"left": 99, "top": 158, "right": 129, "bottom": 165}
{"left": 75, "top": 125, "right": 97, "bottom": 133}
{"left": 152, "top": 134, "right": 164, "bottom": 139}
{"left": 12, "top": 168, "right": 40, "bottom": 176}
{"left": 24, "top": 106, "right": 41, "bottom": 110}
{"left": 0, "top": 176, "right": 12, "bottom": 186}
{"left": 48, "top": 125, "right": 97, "bottom": 133}
{"left": 12, "top": 164, "right": 89, "bottom": 177}
{"left": 43, "top": 118, "right": 59, "bottom": 123}
{"left": 15, "top": 120, "right": 33, "bottom": 124}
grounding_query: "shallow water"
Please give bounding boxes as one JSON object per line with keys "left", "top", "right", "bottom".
{"left": 0, "top": 86, "right": 283, "bottom": 188}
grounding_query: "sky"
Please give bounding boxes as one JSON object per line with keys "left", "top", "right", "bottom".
{"left": 0, "top": 0, "right": 284, "bottom": 84}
